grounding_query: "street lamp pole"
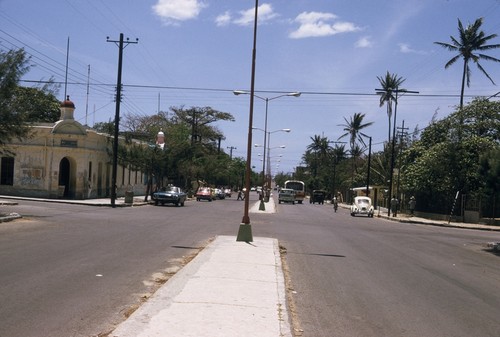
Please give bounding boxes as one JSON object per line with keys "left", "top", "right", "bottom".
{"left": 261, "top": 98, "right": 269, "bottom": 208}
{"left": 365, "top": 136, "right": 372, "bottom": 197}
{"left": 235, "top": 0, "right": 259, "bottom": 242}
{"left": 234, "top": 90, "right": 299, "bottom": 212}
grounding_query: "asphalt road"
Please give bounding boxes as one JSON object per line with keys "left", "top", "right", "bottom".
{"left": 0, "top": 196, "right": 244, "bottom": 337}
{"left": 258, "top": 200, "right": 500, "bottom": 337}
{"left": 1, "top": 194, "right": 500, "bottom": 337}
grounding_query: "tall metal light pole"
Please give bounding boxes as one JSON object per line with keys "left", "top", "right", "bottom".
{"left": 234, "top": 0, "right": 259, "bottom": 242}
{"left": 376, "top": 87, "right": 418, "bottom": 216}
{"left": 107, "top": 34, "right": 138, "bottom": 208}
{"left": 253, "top": 127, "right": 290, "bottom": 208}
{"left": 234, "top": 90, "right": 299, "bottom": 211}
{"left": 364, "top": 136, "right": 372, "bottom": 197}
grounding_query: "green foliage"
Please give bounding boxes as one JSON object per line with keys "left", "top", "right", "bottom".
{"left": 93, "top": 120, "right": 115, "bottom": 135}
{"left": 401, "top": 98, "right": 499, "bottom": 213}
{"left": 1, "top": 48, "right": 61, "bottom": 154}
{"left": 478, "top": 148, "right": 500, "bottom": 195}
{"left": 0, "top": 48, "right": 31, "bottom": 149}
{"left": 117, "top": 105, "right": 243, "bottom": 191}
{"left": 13, "top": 85, "right": 60, "bottom": 123}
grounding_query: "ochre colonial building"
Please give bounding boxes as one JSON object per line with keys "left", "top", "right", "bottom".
{"left": 0, "top": 97, "right": 148, "bottom": 199}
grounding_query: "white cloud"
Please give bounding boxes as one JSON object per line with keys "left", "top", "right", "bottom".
{"left": 152, "top": 0, "right": 207, "bottom": 24}
{"left": 233, "top": 3, "right": 278, "bottom": 26}
{"left": 356, "top": 36, "right": 373, "bottom": 48}
{"left": 289, "top": 11, "right": 360, "bottom": 39}
{"left": 215, "top": 11, "right": 232, "bottom": 27}
{"left": 398, "top": 43, "right": 428, "bottom": 55}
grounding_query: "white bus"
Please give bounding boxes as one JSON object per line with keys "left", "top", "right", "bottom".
{"left": 284, "top": 180, "right": 305, "bottom": 204}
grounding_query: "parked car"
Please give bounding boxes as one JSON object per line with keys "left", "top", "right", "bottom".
{"left": 153, "top": 186, "right": 187, "bottom": 207}
{"left": 350, "top": 196, "right": 374, "bottom": 217}
{"left": 310, "top": 190, "right": 326, "bottom": 204}
{"left": 278, "top": 188, "right": 296, "bottom": 204}
{"left": 224, "top": 188, "right": 232, "bottom": 197}
{"left": 196, "top": 187, "right": 214, "bottom": 201}
{"left": 215, "top": 188, "right": 225, "bottom": 199}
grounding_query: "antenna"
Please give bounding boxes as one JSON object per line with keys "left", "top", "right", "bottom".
{"left": 85, "top": 65, "right": 90, "bottom": 126}
{"left": 64, "top": 37, "right": 70, "bottom": 100}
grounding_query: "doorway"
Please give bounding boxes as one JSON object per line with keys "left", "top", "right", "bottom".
{"left": 58, "top": 157, "right": 75, "bottom": 198}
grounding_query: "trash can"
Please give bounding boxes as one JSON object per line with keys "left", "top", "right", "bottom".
{"left": 124, "top": 191, "right": 134, "bottom": 203}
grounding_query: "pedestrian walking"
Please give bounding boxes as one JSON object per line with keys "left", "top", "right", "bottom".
{"left": 237, "top": 190, "right": 244, "bottom": 200}
{"left": 390, "top": 195, "right": 399, "bottom": 217}
{"left": 409, "top": 196, "right": 416, "bottom": 215}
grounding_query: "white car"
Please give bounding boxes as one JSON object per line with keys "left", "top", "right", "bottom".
{"left": 350, "top": 196, "right": 374, "bottom": 217}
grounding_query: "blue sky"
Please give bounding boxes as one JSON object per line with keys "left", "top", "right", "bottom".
{"left": 1, "top": 0, "right": 500, "bottom": 174}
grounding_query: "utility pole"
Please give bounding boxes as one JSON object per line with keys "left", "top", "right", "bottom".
{"left": 396, "top": 120, "right": 409, "bottom": 202}
{"left": 107, "top": 33, "right": 138, "bottom": 208}
{"left": 227, "top": 146, "right": 237, "bottom": 160}
{"left": 375, "top": 87, "right": 418, "bottom": 216}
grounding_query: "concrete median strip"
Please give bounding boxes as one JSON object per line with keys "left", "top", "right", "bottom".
{"left": 111, "top": 235, "right": 291, "bottom": 337}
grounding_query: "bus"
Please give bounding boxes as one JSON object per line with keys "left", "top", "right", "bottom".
{"left": 284, "top": 180, "right": 305, "bottom": 204}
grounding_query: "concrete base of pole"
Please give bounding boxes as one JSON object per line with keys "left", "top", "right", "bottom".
{"left": 236, "top": 224, "right": 253, "bottom": 242}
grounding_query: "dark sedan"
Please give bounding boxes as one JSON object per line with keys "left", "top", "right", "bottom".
{"left": 152, "top": 186, "right": 187, "bottom": 206}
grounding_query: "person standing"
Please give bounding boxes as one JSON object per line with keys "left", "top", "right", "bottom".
{"left": 409, "top": 196, "right": 416, "bottom": 215}
{"left": 390, "top": 196, "right": 399, "bottom": 217}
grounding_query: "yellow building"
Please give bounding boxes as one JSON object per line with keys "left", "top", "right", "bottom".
{"left": 0, "top": 97, "right": 148, "bottom": 199}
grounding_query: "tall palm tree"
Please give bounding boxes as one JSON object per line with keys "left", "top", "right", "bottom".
{"left": 307, "top": 135, "right": 331, "bottom": 158}
{"left": 338, "top": 112, "right": 374, "bottom": 153}
{"left": 434, "top": 17, "right": 500, "bottom": 109}
{"left": 377, "top": 71, "right": 406, "bottom": 143}
{"left": 306, "top": 135, "right": 331, "bottom": 178}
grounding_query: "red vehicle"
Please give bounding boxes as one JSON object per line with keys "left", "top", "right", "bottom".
{"left": 196, "top": 187, "right": 214, "bottom": 202}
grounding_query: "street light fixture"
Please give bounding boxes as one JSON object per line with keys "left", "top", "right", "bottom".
{"left": 235, "top": 91, "right": 298, "bottom": 213}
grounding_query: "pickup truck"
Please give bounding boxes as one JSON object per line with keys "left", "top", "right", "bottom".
{"left": 278, "top": 188, "right": 296, "bottom": 204}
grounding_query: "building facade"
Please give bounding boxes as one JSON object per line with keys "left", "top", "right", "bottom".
{"left": 0, "top": 97, "right": 148, "bottom": 199}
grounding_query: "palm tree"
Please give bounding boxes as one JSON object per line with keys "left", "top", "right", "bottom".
{"left": 306, "top": 135, "right": 331, "bottom": 178}
{"left": 377, "top": 71, "right": 406, "bottom": 142}
{"left": 307, "top": 135, "right": 330, "bottom": 158}
{"left": 338, "top": 113, "right": 374, "bottom": 198}
{"left": 434, "top": 17, "right": 500, "bottom": 109}
{"left": 338, "top": 112, "right": 374, "bottom": 153}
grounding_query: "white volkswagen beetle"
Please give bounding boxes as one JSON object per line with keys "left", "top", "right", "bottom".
{"left": 350, "top": 196, "right": 374, "bottom": 217}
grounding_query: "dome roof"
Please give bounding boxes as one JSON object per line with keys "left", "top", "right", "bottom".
{"left": 60, "top": 95, "right": 75, "bottom": 109}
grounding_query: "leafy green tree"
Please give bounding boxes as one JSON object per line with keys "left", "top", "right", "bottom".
{"left": 478, "top": 148, "right": 500, "bottom": 217}
{"left": 377, "top": 71, "right": 406, "bottom": 142}
{"left": 170, "top": 106, "right": 235, "bottom": 146}
{"left": 120, "top": 106, "right": 237, "bottom": 192}
{"left": 434, "top": 17, "right": 500, "bottom": 108}
{"left": 93, "top": 120, "right": 115, "bottom": 135}
{"left": 0, "top": 49, "right": 30, "bottom": 149}
{"left": 401, "top": 98, "right": 499, "bottom": 213}
{"left": 13, "top": 84, "right": 60, "bottom": 123}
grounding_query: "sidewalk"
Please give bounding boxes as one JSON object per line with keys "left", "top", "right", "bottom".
{"left": 111, "top": 235, "right": 290, "bottom": 337}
